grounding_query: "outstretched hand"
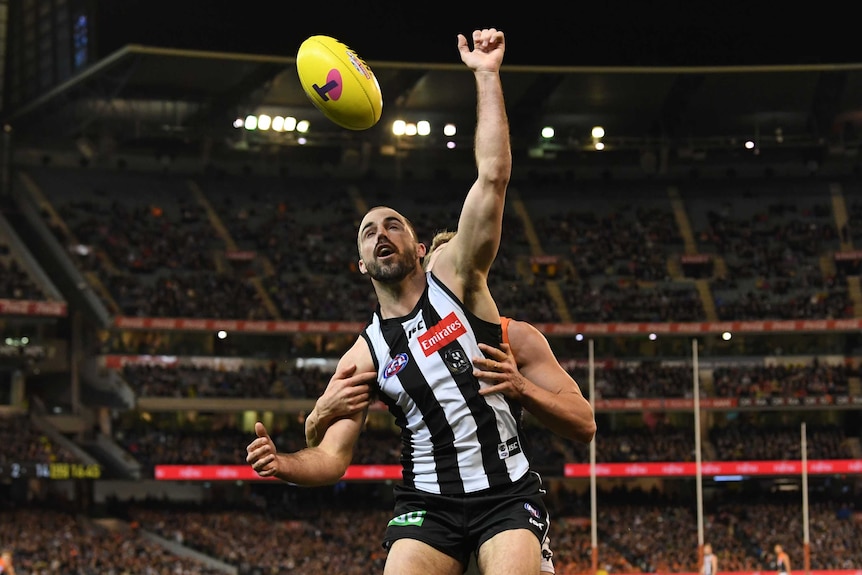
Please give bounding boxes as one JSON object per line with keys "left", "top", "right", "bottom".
{"left": 246, "top": 421, "right": 280, "bottom": 477}
{"left": 472, "top": 342, "right": 528, "bottom": 399}
{"left": 457, "top": 28, "right": 505, "bottom": 73}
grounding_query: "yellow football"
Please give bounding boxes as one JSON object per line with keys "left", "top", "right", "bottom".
{"left": 296, "top": 35, "right": 383, "bottom": 131}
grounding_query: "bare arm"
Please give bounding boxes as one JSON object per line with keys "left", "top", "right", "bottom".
{"left": 473, "top": 320, "right": 596, "bottom": 443}
{"left": 306, "top": 352, "right": 374, "bottom": 447}
{"left": 248, "top": 341, "right": 374, "bottom": 484}
{"left": 434, "top": 29, "right": 510, "bottom": 318}
{"left": 247, "top": 416, "right": 361, "bottom": 486}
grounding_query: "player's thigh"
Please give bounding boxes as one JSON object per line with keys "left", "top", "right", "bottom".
{"left": 477, "top": 528, "right": 541, "bottom": 575}
{"left": 384, "top": 538, "right": 464, "bottom": 575}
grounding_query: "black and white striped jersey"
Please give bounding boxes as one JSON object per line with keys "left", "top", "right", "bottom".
{"left": 361, "top": 271, "right": 530, "bottom": 495}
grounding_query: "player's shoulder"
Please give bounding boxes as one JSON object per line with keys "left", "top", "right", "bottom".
{"left": 341, "top": 335, "right": 376, "bottom": 371}
{"left": 505, "top": 318, "right": 550, "bottom": 351}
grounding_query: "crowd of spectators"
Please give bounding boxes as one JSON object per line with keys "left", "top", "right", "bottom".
{"left": 118, "top": 361, "right": 330, "bottom": 399}
{"left": 0, "top": 244, "right": 46, "bottom": 301}
{"left": 100, "top": 411, "right": 855, "bottom": 475}
{"left": 5, "top": 167, "right": 862, "bottom": 575}
{"left": 8, "top": 167, "right": 861, "bottom": 325}
{"left": 4, "top": 485, "right": 858, "bottom": 575}
{"left": 711, "top": 362, "right": 852, "bottom": 398}
{"left": 116, "top": 358, "right": 858, "bottom": 403}
{"left": 0, "top": 503, "right": 226, "bottom": 575}
{"left": 0, "top": 414, "right": 81, "bottom": 465}
{"left": 710, "top": 421, "right": 855, "bottom": 461}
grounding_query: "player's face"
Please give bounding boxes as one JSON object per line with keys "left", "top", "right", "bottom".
{"left": 358, "top": 208, "right": 423, "bottom": 283}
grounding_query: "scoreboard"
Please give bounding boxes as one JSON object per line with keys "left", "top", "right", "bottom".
{"left": 0, "top": 462, "right": 101, "bottom": 479}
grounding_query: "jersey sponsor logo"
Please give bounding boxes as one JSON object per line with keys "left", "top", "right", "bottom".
{"left": 417, "top": 312, "right": 466, "bottom": 356}
{"left": 383, "top": 353, "right": 409, "bottom": 379}
{"left": 387, "top": 510, "right": 426, "bottom": 527}
{"left": 497, "top": 436, "right": 523, "bottom": 459}
{"left": 443, "top": 348, "right": 471, "bottom": 375}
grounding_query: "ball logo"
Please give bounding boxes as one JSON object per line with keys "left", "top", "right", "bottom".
{"left": 346, "top": 50, "right": 373, "bottom": 80}
{"left": 312, "top": 69, "right": 343, "bottom": 102}
{"left": 384, "top": 353, "right": 409, "bottom": 379}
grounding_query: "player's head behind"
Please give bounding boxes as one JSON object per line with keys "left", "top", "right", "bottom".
{"left": 357, "top": 206, "right": 425, "bottom": 283}
{"left": 423, "top": 229, "right": 457, "bottom": 271}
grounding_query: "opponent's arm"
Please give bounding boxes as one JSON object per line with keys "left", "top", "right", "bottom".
{"left": 473, "top": 320, "right": 596, "bottom": 443}
{"left": 306, "top": 360, "right": 373, "bottom": 448}
{"left": 247, "top": 340, "right": 374, "bottom": 484}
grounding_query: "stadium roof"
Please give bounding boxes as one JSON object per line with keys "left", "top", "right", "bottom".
{"left": 5, "top": 44, "right": 862, "bottom": 173}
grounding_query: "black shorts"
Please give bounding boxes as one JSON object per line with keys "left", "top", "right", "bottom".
{"left": 382, "top": 471, "right": 550, "bottom": 566}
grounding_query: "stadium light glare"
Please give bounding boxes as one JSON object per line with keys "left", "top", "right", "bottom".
{"left": 714, "top": 475, "right": 744, "bottom": 482}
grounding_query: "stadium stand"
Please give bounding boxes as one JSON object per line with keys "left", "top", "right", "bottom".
{"left": 2, "top": 10, "right": 862, "bottom": 573}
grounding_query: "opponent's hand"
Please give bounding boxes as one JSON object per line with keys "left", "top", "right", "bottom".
{"left": 457, "top": 28, "right": 505, "bottom": 73}
{"left": 246, "top": 421, "right": 280, "bottom": 478}
{"left": 318, "top": 363, "right": 376, "bottom": 421}
{"left": 472, "top": 342, "right": 528, "bottom": 398}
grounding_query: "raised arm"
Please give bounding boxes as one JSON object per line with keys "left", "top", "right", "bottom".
{"left": 435, "top": 29, "right": 511, "bottom": 294}
{"left": 473, "top": 320, "right": 596, "bottom": 443}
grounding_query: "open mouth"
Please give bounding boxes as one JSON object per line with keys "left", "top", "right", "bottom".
{"left": 376, "top": 244, "right": 396, "bottom": 258}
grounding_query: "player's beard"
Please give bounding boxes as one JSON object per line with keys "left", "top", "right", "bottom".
{"left": 365, "top": 250, "right": 418, "bottom": 283}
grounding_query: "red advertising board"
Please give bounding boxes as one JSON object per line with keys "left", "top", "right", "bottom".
{"left": 154, "top": 464, "right": 402, "bottom": 481}
{"left": 563, "top": 459, "right": 862, "bottom": 478}
{"left": 0, "top": 299, "right": 67, "bottom": 317}
{"left": 154, "top": 460, "right": 862, "bottom": 482}
{"left": 113, "top": 315, "right": 862, "bottom": 336}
